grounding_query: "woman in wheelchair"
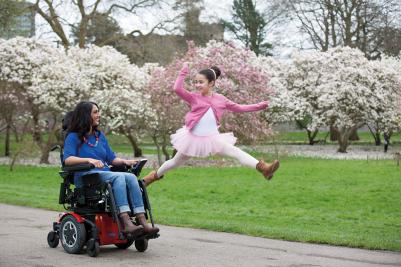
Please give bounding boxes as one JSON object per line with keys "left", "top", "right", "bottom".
{"left": 63, "top": 101, "right": 159, "bottom": 237}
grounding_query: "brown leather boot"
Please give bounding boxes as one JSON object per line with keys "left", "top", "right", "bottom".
{"left": 119, "top": 212, "right": 144, "bottom": 236}
{"left": 136, "top": 213, "right": 159, "bottom": 235}
{"left": 256, "top": 159, "right": 280, "bottom": 180}
{"left": 142, "top": 170, "right": 163, "bottom": 187}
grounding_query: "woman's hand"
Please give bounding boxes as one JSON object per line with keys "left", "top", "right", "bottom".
{"left": 87, "top": 158, "right": 104, "bottom": 168}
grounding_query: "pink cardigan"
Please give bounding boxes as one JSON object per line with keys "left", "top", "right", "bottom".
{"left": 174, "top": 66, "right": 268, "bottom": 130}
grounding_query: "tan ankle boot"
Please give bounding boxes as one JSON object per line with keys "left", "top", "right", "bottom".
{"left": 136, "top": 213, "right": 159, "bottom": 235}
{"left": 142, "top": 170, "right": 163, "bottom": 187}
{"left": 256, "top": 159, "right": 280, "bottom": 180}
{"left": 119, "top": 212, "right": 144, "bottom": 236}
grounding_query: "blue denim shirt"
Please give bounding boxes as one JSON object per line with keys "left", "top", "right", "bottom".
{"left": 63, "top": 131, "right": 116, "bottom": 181}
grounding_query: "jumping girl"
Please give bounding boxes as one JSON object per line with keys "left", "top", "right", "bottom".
{"left": 142, "top": 62, "right": 280, "bottom": 186}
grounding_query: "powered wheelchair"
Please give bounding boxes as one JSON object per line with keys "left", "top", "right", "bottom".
{"left": 46, "top": 116, "right": 159, "bottom": 257}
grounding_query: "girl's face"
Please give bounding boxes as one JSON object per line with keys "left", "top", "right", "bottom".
{"left": 91, "top": 104, "right": 100, "bottom": 127}
{"left": 194, "top": 74, "right": 214, "bottom": 96}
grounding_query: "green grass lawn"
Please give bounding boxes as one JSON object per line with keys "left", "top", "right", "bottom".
{"left": 0, "top": 157, "right": 400, "bottom": 251}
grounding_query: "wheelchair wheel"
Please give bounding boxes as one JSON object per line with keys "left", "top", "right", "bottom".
{"left": 134, "top": 239, "right": 148, "bottom": 252}
{"left": 115, "top": 238, "right": 134, "bottom": 249}
{"left": 60, "top": 215, "right": 86, "bottom": 254}
{"left": 87, "top": 238, "right": 100, "bottom": 257}
{"left": 47, "top": 231, "right": 59, "bottom": 248}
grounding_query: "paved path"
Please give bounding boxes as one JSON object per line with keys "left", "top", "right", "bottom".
{"left": 1, "top": 204, "right": 400, "bottom": 267}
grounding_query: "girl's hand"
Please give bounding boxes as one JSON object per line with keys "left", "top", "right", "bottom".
{"left": 87, "top": 158, "right": 104, "bottom": 168}
{"left": 261, "top": 101, "right": 269, "bottom": 109}
{"left": 183, "top": 62, "right": 190, "bottom": 69}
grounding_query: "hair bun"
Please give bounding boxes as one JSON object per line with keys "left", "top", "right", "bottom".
{"left": 210, "top": 66, "right": 221, "bottom": 79}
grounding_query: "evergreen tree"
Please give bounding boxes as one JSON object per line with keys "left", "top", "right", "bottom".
{"left": 71, "top": 12, "right": 123, "bottom": 47}
{"left": 223, "top": 0, "right": 272, "bottom": 56}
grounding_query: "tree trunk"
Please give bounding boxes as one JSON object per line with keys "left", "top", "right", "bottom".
{"left": 330, "top": 125, "right": 359, "bottom": 141}
{"left": 5, "top": 123, "right": 10, "bottom": 156}
{"left": 295, "top": 119, "right": 318, "bottom": 144}
{"left": 12, "top": 123, "right": 19, "bottom": 142}
{"left": 39, "top": 147, "right": 50, "bottom": 164}
{"left": 336, "top": 127, "right": 355, "bottom": 153}
{"left": 348, "top": 128, "right": 360, "bottom": 141}
{"left": 39, "top": 127, "right": 57, "bottom": 164}
{"left": 4, "top": 111, "right": 14, "bottom": 156}
{"left": 337, "top": 131, "right": 350, "bottom": 153}
{"left": 374, "top": 132, "right": 381, "bottom": 146}
{"left": 34, "top": 112, "right": 58, "bottom": 164}
{"left": 31, "top": 106, "right": 42, "bottom": 146}
{"left": 78, "top": 18, "right": 89, "bottom": 48}
{"left": 31, "top": 107, "right": 49, "bottom": 163}
{"left": 337, "top": 139, "right": 348, "bottom": 153}
{"left": 152, "top": 135, "right": 162, "bottom": 165}
{"left": 33, "top": 2, "right": 70, "bottom": 49}
{"left": 125, "top": 132, "right": 143, "bottom": 157}
{"left": 330, "top": 125, "right": 338, "bottom": 141}
{"left": 161, "top": 135, "right": 170, "bottom": 161}
{"left": 307, "top": 129, "right": 319, "bottom": 145}
{"left": 367, "top": 125, "right": 381, "bottom": 145}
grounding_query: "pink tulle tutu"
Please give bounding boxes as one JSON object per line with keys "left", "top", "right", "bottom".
{"left": 171, "top": 127, "right": 237, "bottom": 157}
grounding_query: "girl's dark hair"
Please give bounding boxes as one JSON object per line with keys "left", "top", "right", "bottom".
{"left": 199, "top": 66, "right": 221, "bottom": 83}
{"left": 67, "top": 101, "right": 99, "bottom": 142}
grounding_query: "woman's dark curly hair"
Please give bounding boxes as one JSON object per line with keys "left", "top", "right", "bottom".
{"left": 67, "top": 101, "right": 99, "bottom": 143}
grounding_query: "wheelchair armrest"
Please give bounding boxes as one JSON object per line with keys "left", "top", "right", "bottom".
{"left": 62, "top": 163, "right": 95, "bottom": 172}
{"left": 131, "top": 159, "right": 147, "bottom": 176}
{"left": 109, "top": 159, "right": 147, "bottom": 176}
{"left": 110, "top": 165, "right": 128, "bottom": 172}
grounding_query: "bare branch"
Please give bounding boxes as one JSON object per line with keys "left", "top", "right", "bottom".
{"left": 33, "top": 0, "right": 69, "bottom": 49}
{"left": 106, "top": 0, "right": 158, "bottom": 15}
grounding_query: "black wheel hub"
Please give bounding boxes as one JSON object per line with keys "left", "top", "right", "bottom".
{"left": 62, "top": 222, "right": 77, "bottom": 247}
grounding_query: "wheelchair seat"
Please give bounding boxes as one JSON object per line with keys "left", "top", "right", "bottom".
{"left": 58, "top": 159, "right": 148, "bottom": 214}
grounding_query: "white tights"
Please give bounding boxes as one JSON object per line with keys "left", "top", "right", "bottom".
{"left": 156, "top": 143, "right": 258, "bottom": 177}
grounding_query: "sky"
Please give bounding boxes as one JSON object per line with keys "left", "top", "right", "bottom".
{"left": 31, "top": 0, "right": 306, "bottom": 58}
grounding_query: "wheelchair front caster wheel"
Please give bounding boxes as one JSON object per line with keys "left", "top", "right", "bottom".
{"left": 135, "top": 239, "right": 148, "bottom": 252}
{"left": 115, "top": 238, "right": 134, "bottom": 249}
{"left": 87, "top": 238, "right": 100, "bottom": 257}
{"left": 47, "top": 231, "right": 59, "bottom": 248}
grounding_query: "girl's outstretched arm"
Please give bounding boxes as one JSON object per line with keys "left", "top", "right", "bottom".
{"left": 225, "top": 98, "right": 268, "bottom": 113}
{"left": 174, "top": 64, "right": 193, "bottom": 103}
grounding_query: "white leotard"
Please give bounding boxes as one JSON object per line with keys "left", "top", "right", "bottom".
{"left": 191, "top": 107, "right": 219, "bottom": 136}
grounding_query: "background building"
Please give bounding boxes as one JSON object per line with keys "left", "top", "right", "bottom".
{"left": 0, "top": 1, "right": 35, "bottom": 39}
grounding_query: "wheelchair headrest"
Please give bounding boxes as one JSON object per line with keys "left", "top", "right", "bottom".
{"left": 62, "top": 111, "right": 73, "bottom": 132}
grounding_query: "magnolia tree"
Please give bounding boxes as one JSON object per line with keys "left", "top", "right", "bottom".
{"left": 258, "top": 52, "right": 328, "bottom": 145}
{"left": 147, "top": 41, "right": 274, "bottom": 162}
{"left": 320, "top": 47, "right": 401, "bottom": 152}
{"left": 365, "top": 57, "right": 401, "bottom": 144}
{"left": 67, "top": 45, "right": 155, "bottom": 156}
{"left": 0, "top": 38, "right": 154, "bottom": 162}
{"left": 385, "top": 56, "right": 401, "bottom": 133}
{"left": 261, "top": 46, "right": 401, "bottom": 152}
{"left": 147, "top": 64, "right": 187, "bottom": 163}
{"left": 0, "top": 37, "right": 80, "bottom": 163}
{"left": 0, "top": 81, "right": 24, "bottom": 156}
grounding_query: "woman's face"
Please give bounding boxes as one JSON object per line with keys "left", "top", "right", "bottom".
{"left": 91, "top": 104, "right": 100, "bottom": 127}
{"left": 194, "top": 74, "right": 214, "bottom": 96}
